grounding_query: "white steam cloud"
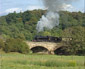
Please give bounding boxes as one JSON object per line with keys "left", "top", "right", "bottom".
{"left": 36, "top": 0, "right": 77, "bottom": 32}
{"left": 37, "top": 11, "right": 59, "bottom": 32}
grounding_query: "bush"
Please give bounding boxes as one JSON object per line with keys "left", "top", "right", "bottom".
{"left": 0, "top": 39, "right": 5, "bottom": 49}
{"left": 3, "top": 38, "right": 29, "bottom": 54}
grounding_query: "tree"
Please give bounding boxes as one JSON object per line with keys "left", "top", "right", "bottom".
{"left": 0, "top": 39, "right": 5, "bottom": 49}
{"left": 70, "top": 26, "right": 85, "bottom": 55}
{"left": 22, "top": 11, "right": 32, "bottom": 23}
{"left": 62, "top": 26, "right": 85, "bottom": 55}
{"left": 43, "top": 31, "right": 51, "bottom": 36}
{"left": 3, "top": 38, "right": 29, "bottom": 54}
{"left": 6, "top": 12, "right": 17, "bottom": 24}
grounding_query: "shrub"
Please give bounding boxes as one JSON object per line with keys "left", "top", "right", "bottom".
{"left": 0, "top": 39, "right": 5, "bottom": 49}
{"left": 3, "top": 38, "right": 29, "bottom": 54}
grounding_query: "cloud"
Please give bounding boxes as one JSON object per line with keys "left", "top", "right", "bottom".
{"left": 62, "top": 3, "right": 74, "bottom": 11}
{"left": 5, "top": 8, "right": 22, "bottom": 13}
{"left": 26, "top": 5, "right": 45, "bottom": 10}
{"left": 0, "top": 12, "right": 4, "bottom": 16}
{"left": 61, "top": 3, "right": 84, "bottom": 12}
{"left": 0, "top": 8, "right": 23, "bottom": 16}
{"left": 0, "top": 6, "right": 44, "bottom": 16}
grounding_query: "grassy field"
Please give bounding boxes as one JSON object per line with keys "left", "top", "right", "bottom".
{"left": 0, "top": 52, "right": 85, "bottom": 69}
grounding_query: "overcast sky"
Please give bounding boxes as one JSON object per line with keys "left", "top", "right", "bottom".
{"left": 0, "top": 0, "right": 84, "bottom": 16}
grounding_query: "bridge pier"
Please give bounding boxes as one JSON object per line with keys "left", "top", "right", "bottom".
{"left": 48, "top": 50, "right": 55, "bottom": 55}
{"left": 50, "top": 51, "right": 55, "bottom": 55}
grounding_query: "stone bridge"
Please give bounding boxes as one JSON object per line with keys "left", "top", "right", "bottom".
{"left": 26, "top": 41, "right": 66, "bottom": 54}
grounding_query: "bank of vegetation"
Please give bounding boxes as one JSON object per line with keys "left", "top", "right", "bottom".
{"left": 0, "top": 38, "right": 29, "bottom": 54}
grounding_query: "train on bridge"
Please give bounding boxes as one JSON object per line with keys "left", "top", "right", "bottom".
{"left": 33, "top": 36, "right": 62, "bottom": 42}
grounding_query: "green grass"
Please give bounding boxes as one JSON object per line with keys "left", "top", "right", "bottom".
{"left": 0, "top": 53, "right": 85, "bottom": 69}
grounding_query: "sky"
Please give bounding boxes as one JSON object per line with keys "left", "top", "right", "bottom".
{"left": 0, "top": 0, "right": 84, "bottom": 16}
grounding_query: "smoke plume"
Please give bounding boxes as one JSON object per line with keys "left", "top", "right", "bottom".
{"left": 36, "top": 0, "right": 77, "bottom": 32}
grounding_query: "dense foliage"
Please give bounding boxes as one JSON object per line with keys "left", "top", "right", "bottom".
{"left": 62, "top": 26, "right": 85, "bottom": 55}
{"left": 0, "top": 38, "right": 5, "bottom": 49}
{"left": 2, "top": 38, "right": 29, "bottom": 54}
{"left": 0, "top": 10, "right": 85, "bottom": 55}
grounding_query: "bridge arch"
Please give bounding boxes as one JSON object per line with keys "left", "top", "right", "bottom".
{"left": 31, "top": 46, "right": 49, "bottom": 54}
{"left": 54, "top": 46, "right": 68, "bottom": 55}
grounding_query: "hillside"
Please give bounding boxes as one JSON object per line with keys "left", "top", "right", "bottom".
{"left": 0, "top": 10, "right": 85, "bottom": 40}
{"left": 0, "top": 10, "right": 85, "bottom": 55}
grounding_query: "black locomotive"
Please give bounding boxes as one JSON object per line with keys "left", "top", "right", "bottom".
{"left": 33, "top": 36, "right": 62, "bottom": 42}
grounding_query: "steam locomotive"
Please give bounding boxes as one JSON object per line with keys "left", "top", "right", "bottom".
{"left": 33, "top": 36, "right": 62, "bottom": 42}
